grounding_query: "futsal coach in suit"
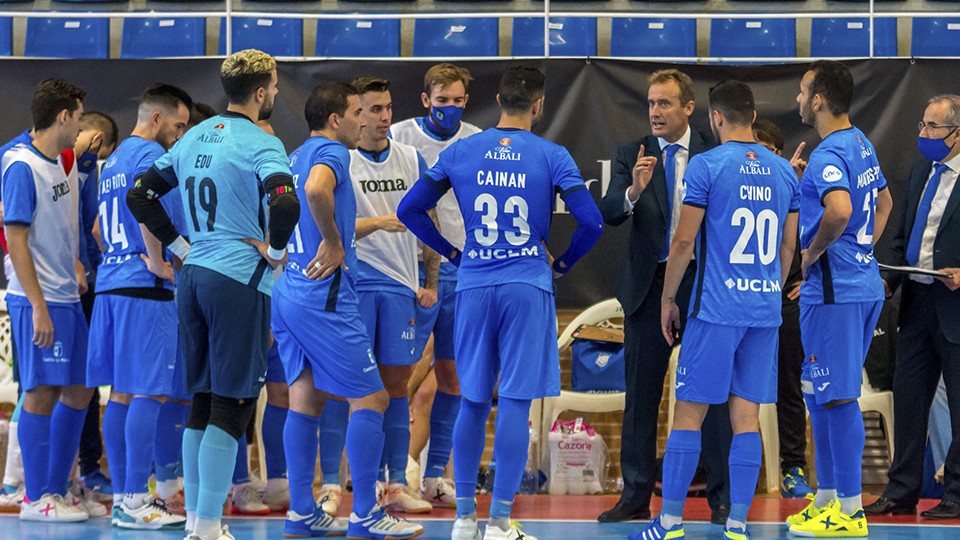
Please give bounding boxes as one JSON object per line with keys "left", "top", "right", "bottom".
{"left": 598, "top": 69, "right": 732, "bottom": 524}
{"left": 866, "top": 94, "right": 960, "bottom": 520}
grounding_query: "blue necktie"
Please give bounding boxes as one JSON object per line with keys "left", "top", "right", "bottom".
{"left": 661, "top": 143, "right": 680, "bottom": 260}
{"left": 906, "top": 163, "right": 948, "bottom": 266}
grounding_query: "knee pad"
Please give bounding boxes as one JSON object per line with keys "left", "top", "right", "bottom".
{"left": 208, "top": 394, "right": 258, "bottom": 440}
{"left": 186, "top": 393, "right": 212, "bottom": 432}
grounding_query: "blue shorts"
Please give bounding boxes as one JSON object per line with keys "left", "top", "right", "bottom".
{"left": 170, "top": 342, "right": 192, "bottom": 401}
{"left": 675, "top": 317, "right": 779, "bottom": 405}
{"left": 177, "top": 265, "right": 270, "bottom": 400}
{"left": 454, "top": 284, "right": 559, "bottom": 402}
{"left": 358, "top": 290, "right": 417, "bottom": 366}
{"left": 414, "top": 263, "right": 457, "bottom": 361}
{"left": 7, "top": 296, "right": 88, "bottom": 392}
{"left": 266, "top": 342, "right": 285, "bottom": 383}
{"left": 272, "top": 288, "right": 384, "bottom": 399}
{"left": 800, "top": 301, "right": 882, "bottom": 405}
{"left": 86, "top": 294, "right": 180, "bottom": 396}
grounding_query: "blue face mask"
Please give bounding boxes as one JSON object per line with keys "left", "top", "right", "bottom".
{"left": 918, "top": 129, "right": 957, "bottom": 163}
{"left": 429, "top": 105, "right": 464, "bottom": 132}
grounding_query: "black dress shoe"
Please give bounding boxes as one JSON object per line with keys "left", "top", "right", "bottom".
{"left": 863, "top": 496, "right": 917, "bottom": 516}
{"left": 921, "top": 499, "right": 960, "bottom": 520}
{"left": 710, "top": 503, "right": 730, "bottom": 525}
{"left": 598, "top": 500, "right": 651, "bottom": 522}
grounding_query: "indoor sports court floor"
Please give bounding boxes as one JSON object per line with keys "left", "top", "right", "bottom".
{"left": 4, "top": 495, "right": 960, "bottom": 539}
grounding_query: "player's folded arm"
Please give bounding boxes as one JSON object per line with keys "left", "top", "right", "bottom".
{"left": 398, "top": 175, "right": 458, "bottom": 263}
{"left": 126, "top": 166, "right": 181, "bottom": 247}
{"left": 263, "top": 173, "right": 300, "bottom": 254}
{"left": 554, "top": 185, "right": 604, "bottom": 273}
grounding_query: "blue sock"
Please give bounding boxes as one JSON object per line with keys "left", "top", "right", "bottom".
{"left": 125, "top": 397, "right": 162, "bottom": 495}
{"left": 346, "top": 408, "right": 384, "bottom": 518}
{"left": 18, "top": 410, "right": 51, "bottom": 501}
{"left": 660, "top": 429, "right": 702, "bottom": 519}
{"left": 453, "top": 399, "right": 491, "bottom": 518}
{"left": 728, "top": 432, "right": 762, "bottom": 525}
{"left": 804, "top": 393, "right": 835, "bottom": 490}
{"left": 283, "top": 410, "right": 320, "bottom": 516}
{"left": 233, "top": 435, "right": 250, "bottom": 485}
{"left": 196, "top": 426, "right": 239, "bottom": 520}
{"left": 424, "top": 391, "right": 460, "bottom": 479}
{"left": 183, "top": 428, "right": 204, "bottom": 514}
{"left": 318, "top": 399, "right": 349, "bottom": 486}
{"left": 382, "top": 397, "right": 411, "bottom": 484}
{"left": 491, "top": 397, "right": 531, "bottom": 519}
{"left": 103, "top": 401, "right": 129, "bottom": 498}
{"left": 48, "top": 402, "right": 86, "bottom": 496}
{"left": 826, "top": 401, "right": 865, "bottom": 499}
{"left": 156, "top": 402, "right": 189, "bottom": 483}
{"left": 262, "top": 404, "right": 288, "bottom": 480}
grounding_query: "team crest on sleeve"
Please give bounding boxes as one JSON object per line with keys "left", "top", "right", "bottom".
{"left": 822, "top": 165, "right": 843, "bottom": 183}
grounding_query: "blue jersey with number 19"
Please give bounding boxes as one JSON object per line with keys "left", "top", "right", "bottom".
{"left": 152, "top": 112, "right": 291, "bottom": 295}
{"left": 422, "top": 127, "right": 586, "bottom": 294}
{"left": 274, "top": 136, "right": 359, "bottom": 312}
{"left": 799, "top": 126, "right": 887, "bottom": 305}
{"left": 683, "top": 142, "right": 800, "bottom": 327}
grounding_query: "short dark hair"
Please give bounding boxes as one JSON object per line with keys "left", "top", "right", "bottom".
{"left": 81, "top": 111, "right": 119, "bottom": 147}
{"left": 305, "top": 82, "right": 358, "bottom": 131}
{"left": 352, "top": 76, "right": 390, "bottom": 96}
{"left": 498, "top": 66, "right": 545, "bottom": 114}
{"left": 31, "top": 78, "right": 86, "bottom": 131}
{"left": 220, "top": 49, "right": 277, "bottom": 105}
{"left": 808, "top": 60, "right": 854, "bottom": 117}
{"left": 752, "top": 119, "right": 784, "bottom": 152}
{"left": 140, "top": 83, "right": 194, "bottom": 115}
{"left": 708, "top": 80, "right": 755, "bottom": 127}
{"left": 190, "top": 102, "right": 218, "bottom": 126}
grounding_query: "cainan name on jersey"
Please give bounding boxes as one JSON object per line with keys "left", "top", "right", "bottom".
{"left": 357, "top": 178, "right": 409, "bottom": 193}
{"left": 467, "top": 245, "right": 539, "bottom": 261}
{"left": 52, "top": 179, "right": 71, "bottom": 202}
{"left": 857, "top": 165, "right": 881, "bottom": 189}
{"left": 477, "top": 170, "right": 526, "bottom": 188}
{"left": 724, "top": 277, "right": 782, "bottom": 293}
{"left": 100, "top": 172, "right": 128, "bottom": 194}
{"left": 740, "top": 185, "right": 772, "bottom": 201}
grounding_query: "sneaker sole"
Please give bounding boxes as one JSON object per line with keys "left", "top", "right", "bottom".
{"left": 284, "top": 532, "right": 346, "bottom": 538}
{"left": 788, "top": 527, "right": 868, "bottom": 538}
{"left": 346, "top": 529, "right": 423, "bottom": 540}
{"left": 20, "top": 514, "right": 89, "bottom": 523}
{"left": 390, "top": 506, "right": 432, "bottom": 515}
{"left": 231, "top": 504, "right": 272, "bottom": 516}
{"left": 116, "top": 521, "right": 186, "bottom": 531}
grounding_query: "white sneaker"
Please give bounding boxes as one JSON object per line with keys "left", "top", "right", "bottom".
{"left": 283, "top": 505, "right": 348, "bottom": 537}
{"left": 380, "top": 482, "right": 432, "bottom": 514}
{"left": 20, "top": 493, "right": 89, "bottom": 522}
{"left": 483, "top": 522, "right": 537, "bottom": 540}
{"left": 347, "top": 505, "right": 424, "bottom": 539}
{"left": 116, "top": 495, "right": 186, "bottom": 530}
{"left": 421, "top": 477, "right": 457, "bottom": 508}
{"left": 0, "top": 485, "right": 25, "bottom": 513}
{"left": 263, "top": 478, "right": 290, "bottom": 513}
{"left": 451, "top": 516, "right": 482, "bottom": 540}
{"left": 186, "top": 525, "right": 235, "bottom": 540}
{"left": 68, "top": 484, "right": 109, "bottom": 518}
{"left": 230, "top": 482, "right": 270, "bottom": 515}
{"left": 315, "top": 484, "right": 342, "bottom": 516}
{"left": 375, "top": 480, "right": 386, "bottom": 503}
{"left": 406, "top": 455, "right": 421, "bottom": 490}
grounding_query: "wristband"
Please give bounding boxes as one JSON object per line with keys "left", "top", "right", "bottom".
{"left": 267, "top": 246, "right": 287, "bottom": 261}
{"left": 168, "top": 236, "right": 191, "bottom": 260}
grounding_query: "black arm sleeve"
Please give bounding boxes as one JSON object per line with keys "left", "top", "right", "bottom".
{"left": 126, "top": 167, "right": 180, "bottom": 245}
{"left": 264, "top": 174, "right": 300, "bottom": 251}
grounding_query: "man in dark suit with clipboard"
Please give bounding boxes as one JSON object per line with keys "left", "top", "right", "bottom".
{"left": 866, "top": 94, "right": 960, "bottom": 519}
{"left": 598, "top": 69, "right": 731, "bottom": 524}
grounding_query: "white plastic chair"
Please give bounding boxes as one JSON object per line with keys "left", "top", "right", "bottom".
{"left": 540, "top": 298, "right": 626, "bottom": 467}
{"left": 859, "top": 368, "right": 895, "bottom": 461}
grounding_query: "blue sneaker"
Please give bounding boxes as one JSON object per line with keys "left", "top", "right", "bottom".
{"left": 80, "top": 471, "right": 113, "bottom": 500}
{"left": 724, "top": 525, "right": 750, "bottom": 539}
{"left": 628, "top": 515, "right": 685, "bottom": 540}
{"left": 347, "top": 505, "right": 423, "bottom": 539}
{"left": 283, "top": 505, "right": 348, "bottom": 537}
{"left": 782, "top": 467, "right": 815, "bottom": 498}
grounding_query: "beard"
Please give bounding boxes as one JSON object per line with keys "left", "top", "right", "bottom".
{"left": 258, "top": 97, "right": 274, "bottom": 121}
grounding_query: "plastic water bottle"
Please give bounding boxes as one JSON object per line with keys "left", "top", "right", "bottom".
{"left": 519, "top": 422, "right": 539, "bottom": 494}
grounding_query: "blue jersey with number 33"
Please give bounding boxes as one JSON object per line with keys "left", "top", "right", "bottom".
{"left": 799, "top": 126, "right": 887, "bottom": 305}
{"left": 421, "top": 127, "right": 586, "bottom": 294}
{"left": 152, "top": 112, "right": 291, "bottom": 295}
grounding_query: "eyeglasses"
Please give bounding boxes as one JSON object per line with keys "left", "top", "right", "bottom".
{"left": 918, "top": 121, "right": 960, "bottom": 132}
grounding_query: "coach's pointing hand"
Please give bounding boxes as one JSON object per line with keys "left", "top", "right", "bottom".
{"left": 790, "top": 142, "right": 807, "bottom": 180}
{"left": 306, "top": 238, "right": 346, "bottom": 280}
{"left": 627, "top": 145, "right": 658, "bottom": 202}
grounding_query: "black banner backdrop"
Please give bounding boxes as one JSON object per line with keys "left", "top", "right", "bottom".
{"left": 0, "top": 58, "right": 953, "bottom": 307}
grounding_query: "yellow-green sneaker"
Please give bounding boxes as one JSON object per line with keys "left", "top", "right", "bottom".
{"left": 786, "top": 495, "right": 834, "bottom": 526}
{"left": 788, "top": 505, "right": 868, "bottom": 537}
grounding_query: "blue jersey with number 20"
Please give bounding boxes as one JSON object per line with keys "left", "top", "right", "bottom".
{"left": 422, "top": 127, "right": 586, "bottom": 294}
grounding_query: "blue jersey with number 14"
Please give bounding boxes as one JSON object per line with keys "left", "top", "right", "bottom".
{"left": 684, "top": 142, "right": 800, "bottom": 327}
{"left": 422, "top": 127, "right": 586, "bottom": 294}
{"left": 152, "top": 113, "right": 291, "bottom": 295}
{"left": 799, "top": 126, "right": 886, "bottom": 305}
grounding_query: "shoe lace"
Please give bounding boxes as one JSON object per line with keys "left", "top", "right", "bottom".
{"left": 377, "top": 504, "right": 412, "bottom": 525}
{"left": 510, "top": 520, "right": 526, "bottom": 538}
